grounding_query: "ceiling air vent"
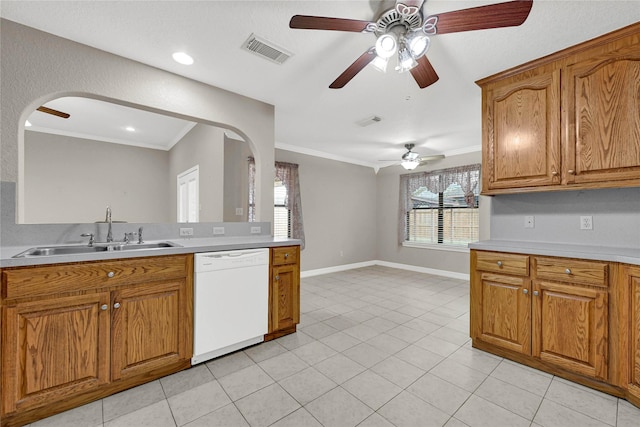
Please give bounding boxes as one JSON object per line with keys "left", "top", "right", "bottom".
{"left": 242, "top": 33, "right": 292, "bottom": 65}
{"left": 356, "top": 115, "right": 383, "bottom": 127}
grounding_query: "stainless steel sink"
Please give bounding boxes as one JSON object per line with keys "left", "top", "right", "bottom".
{"left": 109, "top": 242, "right": 181, "bottom": 251}
{"left": 13, "top": 242, "right": 181, "bottom": 258}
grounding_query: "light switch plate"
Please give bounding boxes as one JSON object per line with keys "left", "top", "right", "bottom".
{"left": 250, "top": 226, "right": 261, "bottom": 234}
{"left": 213, "top": 227, "right": 225, "bottom": 235}
{"left": 235, "top": 208, "right": 243, "bottom": 216}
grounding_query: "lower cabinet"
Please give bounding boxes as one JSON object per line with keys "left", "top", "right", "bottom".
{"left": 0, "top": 254, "right": 193, "bottom": 426}
{"left": 622, "top": 264, "right": 640, "bottom": 406}
{"left": 265, "top": 246, "right": 300, "bottom": 341}
{"left": 1, "top": 292, "right": 111, "bottom": 413}
{"left": 471, "top": 251, "right": 610, "bottom": 382}
{"left": 533, "top": 280, "right": 608, "bottom": 379}
{"left": 111, "top": 279, "right": 191, "bottom": 382}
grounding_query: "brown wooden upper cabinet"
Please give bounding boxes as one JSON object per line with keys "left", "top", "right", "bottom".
{"left": 478, "top": 23, "right": 640, "bottom": 195}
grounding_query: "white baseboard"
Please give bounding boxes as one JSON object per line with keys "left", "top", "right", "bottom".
{"left": 300, "top": 261, "right": 376, "bottom": 278}
{"left": 301, "top": 260, "right": 469, "bottom": 281}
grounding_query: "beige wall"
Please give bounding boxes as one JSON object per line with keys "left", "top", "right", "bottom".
{"left": 223, "top": 137, "right": 251, "bottom": 222}
{"left": 275, "top": 149, "right": 378, "bottom": 272}
{"left": 24, "top": 131, "right": 171, "bottom": 223}
{"left": 0, "top": 19, "right": 274, "bottom": 225}
{"left": 168, "top": 124, "right": 224, "bottom": 222}
{"left": 376, "top": 151, "right": 485, "bottom": 276}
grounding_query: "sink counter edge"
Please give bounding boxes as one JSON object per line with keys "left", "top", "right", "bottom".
{"left": 0, "top": 237, "right": 302, "bottom": 268}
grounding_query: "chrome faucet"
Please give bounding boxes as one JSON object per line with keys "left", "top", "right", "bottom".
{"left": 105, "top": 206, "right": 113, "bottom": 243}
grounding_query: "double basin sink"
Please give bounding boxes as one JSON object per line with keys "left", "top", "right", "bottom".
{"left": 13, "top": 242, "right": 181, "bottom": 258}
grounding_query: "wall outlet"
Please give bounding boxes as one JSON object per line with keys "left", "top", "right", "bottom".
{"left": 213, "top": 226, "right": 225, "bottom": 235}
{"left": 235, "top": 207, "right": 243, "bottom": 216}
{"left": 179, "top": 227, "right": 194, "bottom": 237}
{"left": 580, "top": 216, "right": 593, "bottom": 230}
{"left": 250, "top": 226, "right": 261, "bottom": 234}
{"left": 524, "top": 216, "right": 535, "bottom": 229}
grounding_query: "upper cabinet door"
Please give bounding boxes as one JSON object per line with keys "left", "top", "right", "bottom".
{"left": 564, "top": 38, "right": 640, "bottom": 185}
{"left": 483, "top": 65, "right": 561, "bottom": 193}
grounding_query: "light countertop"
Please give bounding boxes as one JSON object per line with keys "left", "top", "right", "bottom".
{"left": 0, "top": 236, "right": 301, "bottom": 268}
{"left": 469, "top": 240, "right": 640, "bottom": 266}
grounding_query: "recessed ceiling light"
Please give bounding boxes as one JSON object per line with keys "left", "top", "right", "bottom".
{"left": 125, "top": 126, "right": 136, "bottom": 132}
{"left": 172, "top": 52, "right": 194, "bottom": 65}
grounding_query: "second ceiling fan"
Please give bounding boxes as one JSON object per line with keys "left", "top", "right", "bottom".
{"left": 289, "top": 0, "right": 533, "bottom": 89}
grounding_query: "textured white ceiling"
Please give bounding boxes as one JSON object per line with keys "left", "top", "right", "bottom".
{"left": 3, "top": 1, "right": 640, "bottom": 168}
{"left": 28, "top": 97, "right": 196, "bottom": 151}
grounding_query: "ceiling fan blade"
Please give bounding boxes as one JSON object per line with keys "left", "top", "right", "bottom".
{"left": 431, "top": 0, "right": 533, "bottom": 35}
{"left": 36, "top": 106, "right": 70, "bottom": 119}
{"left": 410, "top": 55, "right": 439, "bottom": 89}
{"left": 289, "top": 15, "right": 375, "bottom": 32}
{"left": 329, "top": 48, "right": 376, "bottom": 89}
{"left": 419, "top": 155, "right": 446, "bottom": 162}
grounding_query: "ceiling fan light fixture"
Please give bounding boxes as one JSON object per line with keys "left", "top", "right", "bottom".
{"left": 397, "top": 47, "right": 417, "bottom": 73}
{"left": 371, "top": 55, "right": 389, "bottom": 73}
{"left": 401, "top": 159, "right": 420, "bottom": 170}
{"left": 375, "top": 33, "right": 397, "bottom": 58}
{"left": 406, "top": 30, "right": 430, "bottom": 58}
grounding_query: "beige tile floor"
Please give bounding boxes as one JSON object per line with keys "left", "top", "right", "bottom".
{"left": 28, "top": 266, "right": 640, "bottom": 427}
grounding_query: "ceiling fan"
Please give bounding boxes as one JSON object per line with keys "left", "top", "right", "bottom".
{"left": 382, "top": 143, "right": 445, "bottom": 170}
{"left": 289, "top": 0, "right": 533, "bottom": 89}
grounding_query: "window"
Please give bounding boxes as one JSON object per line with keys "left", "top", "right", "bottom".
{"left": 399, "top": 164, "right": 481, "bottom": 247}
{"left": 248, "top": 158, "right": 305, "bottom": 248}
{"left": 177, "top": 165, "right": 199, "bottom": 223}
{"left": 273, "top": 179, "right": 290, "bottom": 238}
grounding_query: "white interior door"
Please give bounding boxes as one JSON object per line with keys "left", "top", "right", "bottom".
{"left": 177, "top": 165, "right": 199, "bottom": 223}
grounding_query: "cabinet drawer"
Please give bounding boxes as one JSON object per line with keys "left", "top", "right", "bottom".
{"left": 2, "top": 255, "right": 190, "bottom": 300}
{"left": 272, "top": 246, "right": 299, "bottom": 266}
{"left": 475, "top": 251, "right": 529, "bottom": 276}
{"left": 533, "top": 257, "right": 608, "bottom": 287}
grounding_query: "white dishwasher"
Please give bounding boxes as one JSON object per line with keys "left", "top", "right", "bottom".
{"left": 192, "top": 248, "right": 269, "bottom": 365}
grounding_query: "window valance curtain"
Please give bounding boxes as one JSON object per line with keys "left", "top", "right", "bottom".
{"left": 398, "top": 164, "right": 481, "bottom": 244}
{"left": 248, "top": 158, "right": 305, "bottom": 249}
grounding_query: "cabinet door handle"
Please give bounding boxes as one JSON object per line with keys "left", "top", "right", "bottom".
{"left": 275, "top": 275, "right": 280, "bottom": 281}
{"left": 533, "top": 291, "right": 539, "bottom": 296}
{"left": 113, "top": 302, "right": 121, "bottom": 309}
{"left": 568, "top": 170, "right": 575, "bottom": 175}
{"left": 107, "top": 271, "right": 115, "bottom": 278}
{"left": 101, "top": 304, "right": 108, "bottom": 311}
{"left": 496, "top": 261, "right": 503, "bottom": 267}
{"left": 565, "top": 268, "right": 572, "bottom": 274}
{"left": 523, "top": 289, "right": 529, "bottom": 295}
{"left": 551, "top": 171, "right": 558, "bottom": 176}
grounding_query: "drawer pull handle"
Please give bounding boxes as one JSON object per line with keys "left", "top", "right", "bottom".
{"left": 523, "top": 289, "right": 529, "bottom": 295}
{"left": 113, "top": 302, "right": 121, "bottom": 309}
{"left": 496, "top": 261, "right": 503, "bottom": 267}
{"left": 533, "top": 291, "right": 539, "bottom": 296}
{"left": 107, "top": 271, "right": 115, "bottom": 278}
{"left": 101, "top": 304, "right": 108, "bottom": 311}
{"left": 568, "top": 170, "right": 575, "bottom": 175}
{"left": 284, "top": 253, "right": 289, "bottom": 259}
{"left": 551, "top": 171, "right": 558, "bottom": 176}
{"left": 565, "top": 268, "right": 571, "bottom": 274}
